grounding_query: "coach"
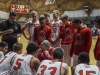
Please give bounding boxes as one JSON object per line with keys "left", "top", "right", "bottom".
{"left": 0, "top": 12, "right": 21, "bottom": 52}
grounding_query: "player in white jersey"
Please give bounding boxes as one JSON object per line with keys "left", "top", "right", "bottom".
{"left": 10, "top": 42, "right": 40, "bottom": 75}
{"left": 51, "top": 10, "right": 62, "bottom": 47}
{"left": 22, "top": 10, "right": 40, "bottom": 42}
{"left": 0, "top": 43, "right": 23, "bottom": 75}
{"left": 36, "top": 47, "right": 69, "bottom": 75}
{"left": 74, "top": 52, "right": 100, "bottom": 75}
{"left": 0, "top": 41, "right": 8, "bottom": 60}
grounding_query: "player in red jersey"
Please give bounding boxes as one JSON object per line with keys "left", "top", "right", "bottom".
{"left": 44, "top": 12, "right": 51, "bottom": 27}
{"left": 94, "top": 17, "right": 100, "bottom": 67}
{"left": 34, "top": 16, "right": 52, "bottom": 46}
{"left": 59, "top": 14, "right": 76, "bottom": 67}
{"left": 70, "top": 18, "right": 92, "bottom": 67}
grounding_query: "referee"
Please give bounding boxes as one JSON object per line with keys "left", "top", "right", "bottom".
{"left": 0, "top": 12, "right": 21, "bottom": 52}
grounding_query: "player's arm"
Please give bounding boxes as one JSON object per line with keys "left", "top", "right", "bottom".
{"left": 32, "top": 58, "right": 40, "bottom": 72}
{"left": 62, "top": 63, "right": 69, "bottom": 75}
{"left": 22, "top": 23, "right": 30, "bottom": 40}
{"left": 85, "top": 29, "right": 92, "bottom": 54}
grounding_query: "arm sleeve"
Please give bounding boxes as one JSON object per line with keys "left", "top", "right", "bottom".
{"left": 18, "top": 23, "right": 22, "bottom": 33}
{"left": 85, "top": 29, "right": 92, "bottom": 54}
{"left": 47, "top": 27, "right": 52, "bottom": 42}
{"left": 0, "top": 52, "right": 4, "bottom": 59}
{"left": 0, "top": 22, "right": 4, "bottom": 31}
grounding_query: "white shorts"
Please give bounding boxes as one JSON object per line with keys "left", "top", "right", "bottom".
{"left": 51, "top": 39, "right": 61, "bottom": 47}
{"left": 97, "top": 60, "right": 100, "bottom": 67}
{"left": 73, "top": 54, "right": 79, "bottom": 66}
{"left": 61, "top": 44, "right": 73, "bottom": 66}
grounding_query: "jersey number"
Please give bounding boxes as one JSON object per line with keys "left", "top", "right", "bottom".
{"left": 13, "top": 58, "right": 24, "bottom": 70}
{"left": 79, "top": 70, "right": 96, "bottom": 75}
{"left": 0, "top": 56, "right": 7, "bottom": 64}
{"left": 37, "top": 65, "right": 57, "bottom": 75}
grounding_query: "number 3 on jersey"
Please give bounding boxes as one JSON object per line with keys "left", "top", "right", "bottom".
{"left": 13, "top": 58, "right": 24, "bottom": 70}
{"left": 37, "top": 65, "right": 57, "bottom": 75}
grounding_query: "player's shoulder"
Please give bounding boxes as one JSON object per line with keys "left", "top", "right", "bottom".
{"left": 62, "top": 62, "right": 68, "bottom": 68}
{"left": 0, "top": 51, "right": 3, "bottom": 54}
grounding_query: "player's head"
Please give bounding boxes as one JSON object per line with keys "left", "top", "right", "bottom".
{"left": 95, "top": 17, "right": 100, "bottom": 29}
{"left": 26, "top": 42, "right": 38, "bottom": 55}
{"left": 53, "top": 47, "right": 64, "bottom": 61}
{"left": 9, "top": 12, "right": 16, "bottom": 23}
{"left": 40, "top": 40, "right": 51, "bottom": 51}
{"left": 72, "top": 18, "right": 82, "bottom": 29}
{"left": 39, "top": 16, "right": 45, "bottom": 27}
{"left": 61, "top": 14, "right": 69, "bottom": 25}
{"left": 30, "top": 10, "right": 38, "bottom": 21}
{"left": 53, "top": 10, "right": 60, "bottom": 19}
{"left": 78, "top": 52, "right": 90, "bottom": 64}
{"left": 0, "top": 41, "right": 8, "bottom": 54}
{"left": 44, "top": 12, "right": 50, "bottom": 23}
{"left": 13, "top": 43, "right": 23, "bottom": 54}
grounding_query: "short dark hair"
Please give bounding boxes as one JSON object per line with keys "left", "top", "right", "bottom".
{"left": 44, "top": 13, "right": 50, "bottom": 17}
{"left": 72, "top": 18, "right": 82, "bottom": 24}
{"left": 13, "top": 43, "right": 23, "bottom": 51}
{"left": 96, "top": 17, "right": 100, "bottom": 24}
{"left": 53, "top": 47, "right": 64, "bottom": 59}
{"left": 61, "top": 14, "right": 69, "bottom": 20}
{"left": 0, "top": 41, "right": 8, "bottom": 47}
{"left": 26, "top": 42, "right": 38, "bottom": 54}
{"left": 9, "top": 12, "right": 16, "bottom": 16}
{"left": 39, "top": 16, "right": 45, "bottom": 21}
{"left": 78, "top": 52, "right": 90, "bottom": 64}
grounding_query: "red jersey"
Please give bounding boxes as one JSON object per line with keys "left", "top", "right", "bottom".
{"left": 60, "top": 22, "right": 76, "bottom": 44}
{"left": 45, "top": 22, "right": 51, "bottom": 27}
{"left": 38, "top": 47, "right": 54, "bottom": 62}
{"left": 94, "top": 31, "right": 100, "bottom": 60}
{"left": 70, "top": 27, "right": 92, "bottom": 56}
{"left": 34, "top": 25, "right": 52, "bottom": 46}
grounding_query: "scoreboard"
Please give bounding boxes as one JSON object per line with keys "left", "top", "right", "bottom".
{"left": 11, "top": 4, "right": 30, "bottom": 13}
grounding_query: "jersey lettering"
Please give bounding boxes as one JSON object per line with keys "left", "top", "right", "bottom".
{"left": 79, "top": 70, "right": 96, "bottom": 75}
{"left": 13, "top": 58, "right": 24, "bottom": 70}
{"left": 37, "top": 65, "right": 57, "bottom": 75}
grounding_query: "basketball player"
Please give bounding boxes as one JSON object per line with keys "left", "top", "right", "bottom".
{"left": 94, "top": 17, "right": 100, "bottom": 67}
{"left": 10, "top": 42, "right": 40, "bottom": 75}
{"left": 70, "top": 18, "right": 92, "bottom": 66}
{"left": 0, "top": 43, "right": 23, "bottom": 75}
{"left": 22, "top": 10, "right": 40, "bottom": 42}
{"left": 44, "top": 12, "right": 51, "bottom": 27}
{"left": 59, "top": 14, "right": 76, "bottom": 66}
{"left": 51, "top": 10, "right": 62, "bottom": 47}
{"left": 74, "top": 52, "right": 100, "bottom": 75}
{"left": 34, "top": 16, "right": 52, "bottom": 46}
{"left": 0, "top": 41, "right": 8, "bottom": 59}
{"left": 36, "top": 47, "right": 69, "bottom": 75}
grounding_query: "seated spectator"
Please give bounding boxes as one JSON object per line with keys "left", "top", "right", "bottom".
{"left": 37, "top": 40, "right": 54, "bottom": 61}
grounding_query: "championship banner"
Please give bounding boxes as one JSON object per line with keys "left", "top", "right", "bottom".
{"left": 44, "top": 0, "right": 55, "bottom": 5}
{"left": 11, "top": 4, "right": 30, "bottom": 13}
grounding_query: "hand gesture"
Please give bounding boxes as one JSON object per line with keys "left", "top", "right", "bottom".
{"left": 45, "top": 50, "right": 50, "bottom": 57}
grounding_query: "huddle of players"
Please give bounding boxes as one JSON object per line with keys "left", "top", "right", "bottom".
{"left": 0, "top": 42, "right": 100, "bottom": 75}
